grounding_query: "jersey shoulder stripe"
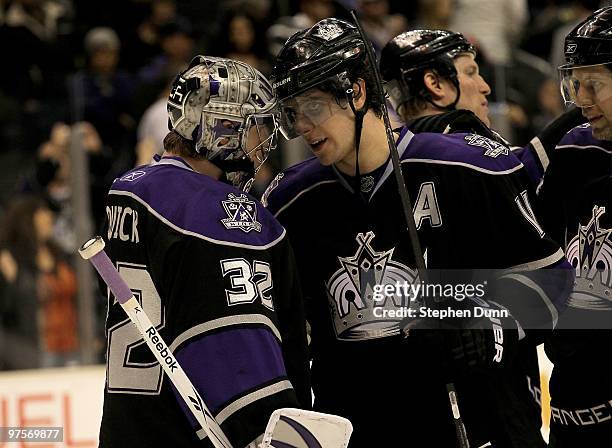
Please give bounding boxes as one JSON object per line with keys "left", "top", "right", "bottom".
{"left": 263, "top": 156, "right": 338, "bottom": 217}
{"left": 402, "top": 130, "right": 524, "bottom": 175}
{"left": 557, "top": 123, "right": 612, "bottom": 154}
{"left": 110, "top": 158, "right": 285, "bottom": 250}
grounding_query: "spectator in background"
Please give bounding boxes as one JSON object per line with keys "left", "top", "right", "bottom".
{"left": 121, "top": 0, "right": 180, "bottom": 72}
{"left": 451, "top": 0, "right": 528, "bottom": 66}
{"left": 3, "top": 0, "right": 69, "bottom": 43}
{"left": 77, "top": 27, "right": 136, "bottom": 168}
{"left": 411, "top": 0, "right": 453, "bottom": 30}
{"left": 0, "top": 0, "right": 73, "bottom": 151}
{"left": 18, "top": 121, "right": 113, "bottom": 246}
{"left": 222, "top": 12, "right": 270, "bottom": 74}
{"left": 138, "top": 19, "right": 195, "bottom": 86}
{"left": 357, "top": 0, "right": 407, "bottom": 55}
{"left": 0, "top": 195, "right": 78, "bottom": 370}
{"left": 135, "top": 19, "right": 195, "bottom": 120}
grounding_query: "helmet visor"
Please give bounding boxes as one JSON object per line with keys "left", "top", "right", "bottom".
{"left": 559, "top": 63, "right": 612, "bottom": 107}
{"left": 278, "top": 91, "right": 347, "bottom": 139}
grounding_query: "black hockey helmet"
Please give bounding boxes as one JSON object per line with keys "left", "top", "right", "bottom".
{"left": 379, "top": 29, "right": 476, "bottom": 115}
{"left": 271, "top": 18, "right": 372, "bottom": 140}
{"left": 560, "top": 7, "right": 612, "bottom": 106}
{"left": 561, "top": 6, "right": 612, "bottom": 69}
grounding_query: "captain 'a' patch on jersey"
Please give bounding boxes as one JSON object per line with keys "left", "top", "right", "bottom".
{"left": 566, "top": 205, "right": 612, "bottom": 310}
{"left": 326, "top": 231, "right": 418, "bottom": 341}
{"left": 464, "top": 133, "right": 510, "bottom": 158}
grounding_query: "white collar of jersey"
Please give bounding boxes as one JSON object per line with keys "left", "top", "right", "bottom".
{"left": 333, "top": 128, "right": 414, "bottom": 200}
{"left": 153, "top": 156, "right": 195, "bottom": 172}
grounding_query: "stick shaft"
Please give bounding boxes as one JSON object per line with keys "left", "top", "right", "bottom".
{"left": 349, "top": 10, "right": 427, "bottom": 281}
{"left": 348, "top": 12, "right": 469, "bottom": 448}
{"left": 447, "top": 383, "right": 470, "bottom": 448}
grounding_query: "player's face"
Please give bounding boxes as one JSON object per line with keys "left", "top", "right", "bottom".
{"left": 453, "top": 54, "right": 491, "bottom": 126}
{"left": 284, "top": 89, "right": 356, "bottom": 169}
{"left": 565, "top": 65, "right": 612, "bottom": 140}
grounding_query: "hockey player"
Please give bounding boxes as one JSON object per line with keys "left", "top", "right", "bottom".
{"left": 377, "top": 28, "right": 576, "bottom": 443}
{"left": 538, "top": 8, "right": 612, "bottom": 446}
{"left": 264, "top": 18, "right": 573, "bottom": 447}
{"left": 98, "top": 56, "right": 310, "bottom": 447}
{"left": 378, "top": 29, "right": 585, "bottom": 187}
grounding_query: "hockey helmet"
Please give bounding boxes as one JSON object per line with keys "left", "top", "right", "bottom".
{"left": 379, "top": 30, "right": 476, "bottom": 114}
{"left": 167, "top": 55, "right": 278, "bottom": 191}
{"left": 271, "top": 18, "right": 370, "bottom": 139}
{"left": 559, "top": 7, "right": 612, "bottom": 108}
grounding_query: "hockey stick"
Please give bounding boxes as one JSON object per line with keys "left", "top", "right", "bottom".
{"left": 348, "top": 11, "right": 470, "bottom": 448}
{"left": 348, "top": 10, "right": 427, "bottom": 283}
{"left": 79, "top": 237, "right": 233, "bottom": 448}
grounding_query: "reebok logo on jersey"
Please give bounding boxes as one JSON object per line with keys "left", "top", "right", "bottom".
{"left": 146, "top": 326, "right": 178, "bottom": 372}
{"left": 120, "top": 171, "right": 146, "bottom": 182}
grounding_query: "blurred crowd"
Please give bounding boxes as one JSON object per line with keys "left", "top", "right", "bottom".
{"left": 0, "top": 0, "right": 606, "bottom": 370}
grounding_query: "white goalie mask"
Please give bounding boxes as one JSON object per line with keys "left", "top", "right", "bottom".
{"left": 167, "top": 55, "right": 278, "bottom": 191}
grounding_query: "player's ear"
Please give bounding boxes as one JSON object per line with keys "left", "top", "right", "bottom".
{"left": 423, "top": 70, "right": 444, "bottom": 101}
{"left": 351, "top": 79, "right": 367, "bottom": 111}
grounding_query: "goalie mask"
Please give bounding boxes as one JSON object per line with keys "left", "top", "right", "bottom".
{"left": 559, "top": 7, "right": 612, "bottom": 109}
{"left": 380, "top": 30, "right": 476, "bottom": 115}
{"left": 167, "top": 55, "right": 278, "bottom": 191}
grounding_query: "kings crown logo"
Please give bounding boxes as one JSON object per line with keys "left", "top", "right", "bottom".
{"left": 221, "top": 193, "right": 262, "bottom": 233}
{"left": 326, "top": 231, "right": 418, "bottom": 341}
{"left": 313, "top": 22, "right": 344, "bottom": 41}
{"left": 566, "top": 206, "right": 612, "bottom": 310}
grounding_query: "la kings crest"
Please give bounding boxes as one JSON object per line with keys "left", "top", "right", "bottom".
{"left": 566, "top": 206, "right": 612, "bottom": 310}
{"left": 326, "top": 231, "right": 418, "bottom": 340}
{"left": 221, "top": 193, "right": 262, "bottom": 233}
{"left": 464, "top": 134, "right": 509, "bottom": 158}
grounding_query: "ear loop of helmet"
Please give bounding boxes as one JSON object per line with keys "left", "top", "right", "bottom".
{"left": 423, "top": 69, "right": 461, "bottom": 112}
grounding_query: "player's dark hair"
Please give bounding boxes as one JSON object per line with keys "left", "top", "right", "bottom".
{"left": 163, "top": 130, "right": 197, "bottom": 157}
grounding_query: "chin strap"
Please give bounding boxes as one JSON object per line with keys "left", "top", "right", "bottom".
{"left": 346, "top": 87, "right": 367, "bottom": 201}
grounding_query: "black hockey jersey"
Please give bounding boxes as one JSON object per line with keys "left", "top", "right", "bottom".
{"left": 264, "top": 129, "right": 572, "bottom": 447}
{"left": 538, "top": 124, "right": 612, "bottom": 440}
{"left": 98, "top": 156, "right": 310, "bottom": 447}
{"left": 408, "top": 109, "right": 551, "bottom": 422}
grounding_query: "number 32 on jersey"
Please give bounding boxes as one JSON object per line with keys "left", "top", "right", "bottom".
{"left": 220, "top": 258, "right": 274, "bottom": 310}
